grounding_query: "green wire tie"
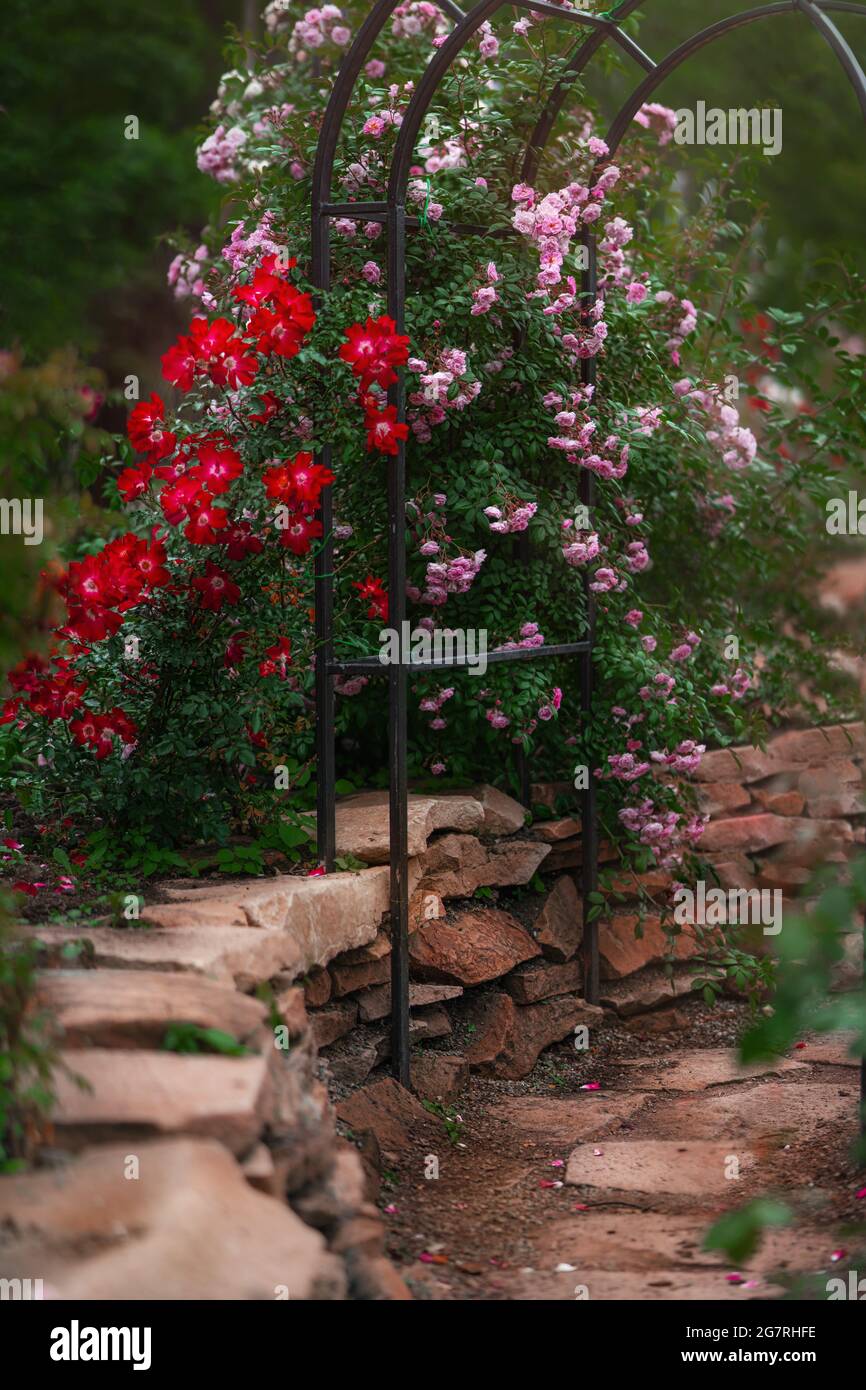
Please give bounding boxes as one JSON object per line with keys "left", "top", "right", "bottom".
{"left": 418, "top": 176, "right": 434, "bottom": 234}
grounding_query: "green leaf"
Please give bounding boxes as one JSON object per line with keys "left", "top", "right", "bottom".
{"left": 703, "top": 1200, "right": 791, "bottom": 1264}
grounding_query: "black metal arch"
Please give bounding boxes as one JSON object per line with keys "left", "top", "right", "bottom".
{"left": 312, "top": 0, "right": 866, "bottom": 1089}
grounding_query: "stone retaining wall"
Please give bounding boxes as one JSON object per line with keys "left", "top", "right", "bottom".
{"left": 6, "top": 722, "right": 862, "bottom": 1300}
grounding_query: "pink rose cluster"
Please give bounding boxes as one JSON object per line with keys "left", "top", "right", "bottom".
{"left": 196, "top": 124, "right": 247, "bottom": 183}
{"left": 408, "top": 348, "right": 481, "bottom": 441}
{"left": 618, "top": 798, "right": 706, "bottom": 871}
{"left": 485, "top": 497, "right": 537, "bottom": 534}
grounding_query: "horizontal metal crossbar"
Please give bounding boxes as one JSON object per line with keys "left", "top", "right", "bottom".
{"left": 321, "top": 203, "right": 512, "bottom": 237}
{"left": 326, "top": 640, "right": 591, "bottom": 677}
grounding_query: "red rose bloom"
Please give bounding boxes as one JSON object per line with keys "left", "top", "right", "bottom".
{"left": 191, "top": 562, "right": 241, "bottom": 611}
{"left": 364, "top": 402, "right": 409, "bottom": 456}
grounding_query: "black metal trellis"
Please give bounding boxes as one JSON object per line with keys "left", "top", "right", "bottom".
{"left": 312, "top": 0, "right": 866, "bottom": 1091}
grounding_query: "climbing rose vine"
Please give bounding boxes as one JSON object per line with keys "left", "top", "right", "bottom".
{"left": 2, "top": 2, "right": 862, "bottom": 888}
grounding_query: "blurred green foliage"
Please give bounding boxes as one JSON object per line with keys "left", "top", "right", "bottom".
{"left": 0, "top": 0, "right": 239, "bottom": 361}
{"left": 589, "top": 1, "right": 866, "bottom": 303}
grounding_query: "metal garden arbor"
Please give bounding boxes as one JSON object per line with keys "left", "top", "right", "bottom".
{"left": 311, "top": 0, "right": 866, "bottom": 1088}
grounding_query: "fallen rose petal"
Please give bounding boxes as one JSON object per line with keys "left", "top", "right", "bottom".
{"left": 384, "top": 1203, "right": 398, "bottom": 1215}
{"left": 573, "top": 1204, "right": 590, "bottom": 1212}
{"left": 12, "top": 881, "right": 37, "bottom": 895}
{"left": 539, "top": 1179, "right": 563, "bottom": 1189}
{"left": 580, "top": 1082, "right": 601, "bottom": 1091}
{"left": 555, "top": 1263, "right": 577, "bottom": 1273}
{"left": 550, "top": 1159, "right": 564, "bottom": 1168}
{"left": 831, "top": 1249, "right": 847, "bottom": 1262}
{"left": 593, "top": 1148, "right": 604, "bottom": 1156}
{"left": 725, "top": 1273, "right": 745, "bottom": 1285}
{"left": 856, "top": 1187, "right": 866, "bottom": 1200}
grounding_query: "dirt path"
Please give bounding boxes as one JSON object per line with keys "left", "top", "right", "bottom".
{"left": 375, "top": 1003, "right": 866, "bottom": 1300}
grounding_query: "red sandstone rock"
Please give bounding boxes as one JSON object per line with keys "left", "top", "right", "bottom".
{"left": 533, "top": 817, "right": 582, "bottom": 842}
{"left": 310, "top": 1000, "right": 358, "bottom": 1048}
{"left": 34, "top": 969, "right": 267, "bottom": 1050}
{"left": 598, "top": 914, "right": 698, "bottom": 980}
{"left": 504, "top": 956, "right": 582, "bottom": 1004}
{"left": 417, "top": 833, "right": 550, "bottom": 898}
{"left": 410, "top": 1052, "right": 469, "bottom": 1102}
{"left": 695, "top": 781, "right": 752, "bottom": 816}
{"left": 50, "top": 1049, "right": 271, "bottom": 1155}
{"left": 533, "top": 874, "right": 583, "bottom": 961}
{"left": 303, "top": 966, "right": 332, "bottom": 1007}
{"left": 337, "top": 1077, "right": 432, "bottom": 1155}
{"left": 275, "top": 985, "right": 308, "bottom": 1038}
{"left": 409, "top": 907, "right": 539, "bottom": 985}
{"left": 330, "top": 953, "right": 391, "bottom": 997}
{"left": 0, "top": 1138, "right": 346, "bottom": 1300}
{"left": 700, "top": 813, "right": 794, "bottom": 853}
{"left": 752, "top": 788, "right": 806, "bottom": 817}
{"left": 464, "top": 991, "right": 603, "bottom": 1079}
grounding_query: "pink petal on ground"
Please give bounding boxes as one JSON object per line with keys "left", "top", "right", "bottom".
{"left": 831, "top": 1249, "right": 847, "bottom": 1262}
{"left": 550, "top": 1159, "right": 564, "bottom": 1168}
{"left": 581, "top": 1082, "right": 601, "bottom": 1091}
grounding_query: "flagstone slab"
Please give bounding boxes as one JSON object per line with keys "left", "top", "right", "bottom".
{"left": 29, "top": 924, "right": 303, "bottom": 991}
{"left": 34, "top": 969, "right": 268, "bottom": 1050}
{"left": 648, "top": 1081, "right": 856, "bottom": 1143}
{"left": 148, "top": 867, "right": 398, "bottom": 971}
{"left": 492, "top": 1268, "right": 777, "bottom": 1301}
{"left": 613, "top": 1049, "right": 809, "bottom": 1092}
{"left": 329, "top": 790, "right": 485, "bottom": 864}
{"left": 795, "top": 1032, "right": 863, "bottom": 1067}
{"left": 489, "top": 1094, "right": 649, "bottom": 1145}
{"left": 0, "top": 1138, "right": 345, "bottom": 1300}
{"left": 533, "top": 1212, "right": 832, "bottom": 1277}
{"left": 51, "top": 1049, "right": 270, "bottom": 1155}
{"left": 565, "top": 1140, "right": 757, "bottom": 1194}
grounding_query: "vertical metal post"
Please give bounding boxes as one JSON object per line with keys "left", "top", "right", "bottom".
{"left": 387, "top": 201, "right": 411, "bottom": 1086}
{"left": 861, "top": 908, "right": 866, "bottom": 1140}
{"left": 515, "top": 531, "right": 532, "bottom": 809}
{"left": 311, "top": 197, "right": 337, "bottom": 873}
{"left": 580, "top": 228, "right": 600, "bottom": 1006}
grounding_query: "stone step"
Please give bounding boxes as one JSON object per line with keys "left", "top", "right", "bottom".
{"left": 28, "top": 923, "right": 303, "bottom": 991}
{"left": 566, "top": 1140, "right": 757, "bottom": 1195}
{"left": 35, "top": 969, "right": 267, "bottom": 1050}
{"left": 0, "top": 1138, "right": 345, "bottom": 1300}
{"left": 612, "top": 1048, "right": 808, "bottom": 1092}
{"left": 321, "top": 790, "right": 486, "bottom": 864}
{"left": 51, "top": 1049, "right": 271, "bottom": 1155}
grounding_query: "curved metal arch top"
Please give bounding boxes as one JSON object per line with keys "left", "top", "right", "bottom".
{"left": 603, "top": 0, "right": 866, "bottom": 155}
{"left": 311, "top": 0, "right": 866, "bottom": 1088}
